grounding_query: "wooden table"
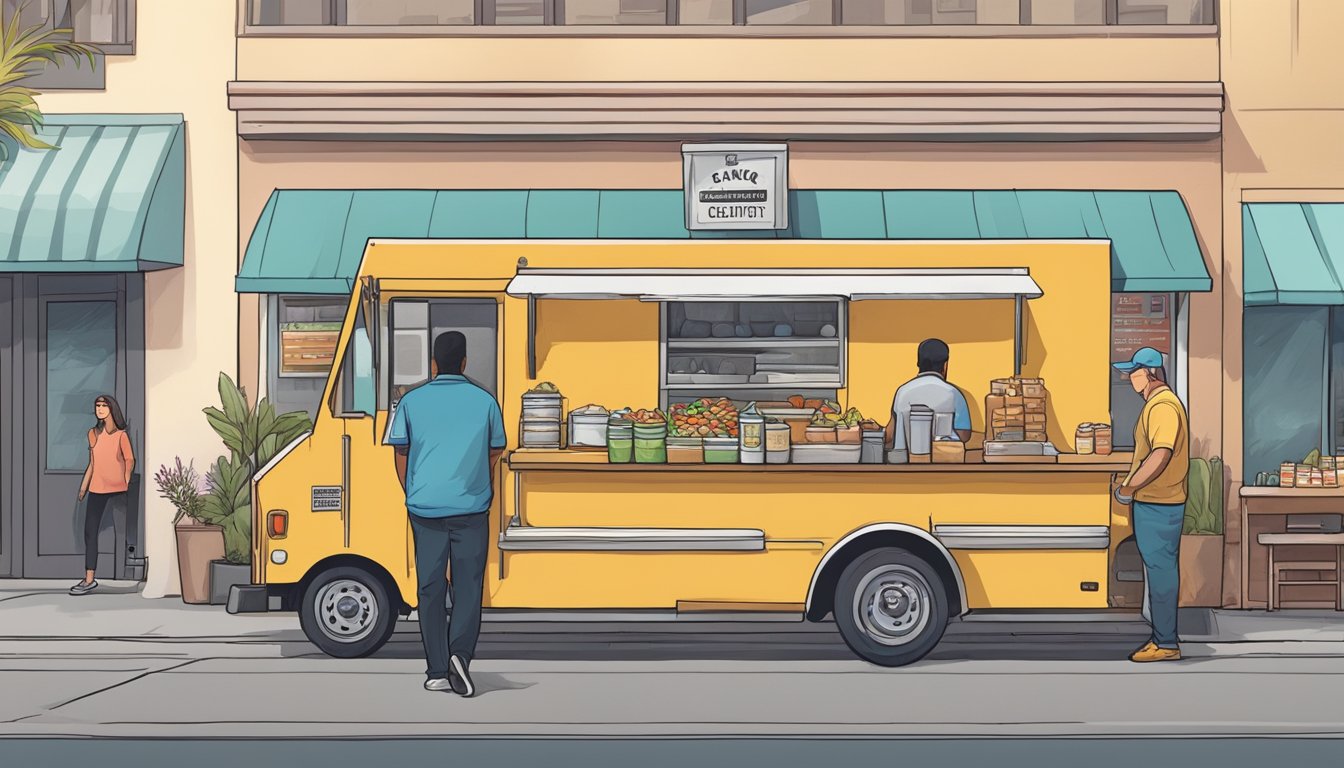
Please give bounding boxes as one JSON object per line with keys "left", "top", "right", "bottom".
{"left": 1239, "top": 487, "right": 1344, "bottom": 609}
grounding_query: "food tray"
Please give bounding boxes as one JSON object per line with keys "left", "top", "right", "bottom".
{"left": 789, "top": 444, "right": 862, "bottom": 464}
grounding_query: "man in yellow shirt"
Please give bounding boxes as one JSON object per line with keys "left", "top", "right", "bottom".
{"left": 1113, "top": 347, "right": 1189, "bottom": 663}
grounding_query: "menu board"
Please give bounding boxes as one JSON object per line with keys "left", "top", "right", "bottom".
{"left": 1112, "top": 293, "right": 1173, "bottom": 381}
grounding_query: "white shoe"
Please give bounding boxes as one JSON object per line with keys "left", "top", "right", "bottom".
{"left": 69, "top": 580, "right": 98, "bottom": 596}
{"left": 424, "top": 677, "right": 454, "bottom": 692}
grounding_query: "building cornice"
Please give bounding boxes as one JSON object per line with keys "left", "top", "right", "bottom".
{"left": 228, "top": 81, "right": 1225, "bottom": 142}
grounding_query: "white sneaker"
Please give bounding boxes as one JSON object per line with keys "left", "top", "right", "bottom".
{"left": 423, "top": 677, "right": 453, "bottom": 692}
{"left": 69, "top": 580, "right": 98, "bottom": 596}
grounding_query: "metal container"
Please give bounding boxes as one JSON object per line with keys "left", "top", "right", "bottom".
{"left": 860, "top": 429, "right": 885, "bottom": 464}
{"left": 791, "top": 444, "right": 862, "bottom": 464}
{"left": 522, "top": 393, "right": 562, "bottom": 421}
{"left": 765, "top": 422, "right": 791, "bottom": 464}
{"left": 520, "top": 420, "right": 562, "bottom": 448}
{"left": 908, "top": 406, "right": 933, "bottom": 457}
{"left": 933, "top": 412, "right": 954, "bottom": 439}
{"left": 739, "top": 407, "right": 765, "bottom": 464}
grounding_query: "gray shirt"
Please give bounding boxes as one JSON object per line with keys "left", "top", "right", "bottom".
{"left": 889, "top": 372, "right": 972, "bottom": 463}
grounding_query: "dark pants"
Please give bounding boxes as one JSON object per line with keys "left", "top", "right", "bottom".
{"left": 83, "top": 491, "right": 124, "bottom": 573}
{"left": 409, "top": 511, "right": 489, "bottom": 680}
{"left": 1134, "top": 501, "right": 1184, "bottom": 649}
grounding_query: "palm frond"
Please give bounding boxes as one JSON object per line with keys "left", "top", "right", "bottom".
{"left": 0, "top": 4, "right": 103, "bottom": 161}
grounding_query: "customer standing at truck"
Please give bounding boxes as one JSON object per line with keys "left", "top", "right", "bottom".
{"left": 387, "top": 331, "right": 506, "bottom": 696}
{"left": 1112, "top": 346, "right": 1189, "bottom": 663}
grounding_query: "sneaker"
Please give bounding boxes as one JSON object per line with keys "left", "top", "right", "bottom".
{"left": 449, "top": 654, "right": 475, "bottom": 697}
{"left": 423, "top": 677, "right": 454, "bottom": 692}
{"left": 68, "top": 580, "right": 98, "bottom": 596}
{"left": 1130, "top": 644, "right": 1181, "bottom": 663}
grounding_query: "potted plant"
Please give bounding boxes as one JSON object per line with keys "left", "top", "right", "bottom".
{"left": 155, "top": 458, "right": 223, "bottom": 605}
{"left": 199, "top": 373, "right": 313, "bottom": 605}
{"left": 1180, "top": 456, "right": 1224, "bottom": 606}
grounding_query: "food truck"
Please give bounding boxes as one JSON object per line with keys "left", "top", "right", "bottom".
{"left": 243, "top": 239, "right": 1134, "bottom": 667}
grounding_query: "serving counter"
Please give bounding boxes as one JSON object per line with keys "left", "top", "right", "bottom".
{"left": 1239, "top": 486, "right": 1344, "bottom": 608}
{"left": 507, "top": 449, "right": 1133, "bottom": 473}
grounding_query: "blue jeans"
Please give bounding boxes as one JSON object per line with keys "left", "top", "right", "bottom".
{"left": 1133, "top": 501, "right": 1184, "bottom": 648}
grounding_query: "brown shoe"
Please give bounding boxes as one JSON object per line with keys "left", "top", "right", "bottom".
{"left": 1129, "top": 644, "right": 1181, "bottom": 663}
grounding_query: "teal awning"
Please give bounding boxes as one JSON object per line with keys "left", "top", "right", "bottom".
{"left": 238, "top": 189, "right": 1211, "bottom": 294}
{"left": 0, "top": 115, "right": 185, "bottom": 272}
{"left": 1244, "top": 203, "right": 1344, "bottom": 306}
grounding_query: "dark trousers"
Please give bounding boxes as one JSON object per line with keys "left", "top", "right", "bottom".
{"left": 409, "top": 511, "right": 489, "bottom": 679}
{"left": 83, "top": 491, "right": 124, "bottom": 572}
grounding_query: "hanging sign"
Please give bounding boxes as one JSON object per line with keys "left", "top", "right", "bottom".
{"left": 682, "top": 143, "right": 788, "bottom": 231}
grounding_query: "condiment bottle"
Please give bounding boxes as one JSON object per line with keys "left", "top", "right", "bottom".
{"left": 1093, "top": 424, "right": 1112, "bottom": 456}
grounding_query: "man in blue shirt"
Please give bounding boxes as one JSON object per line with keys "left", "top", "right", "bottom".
{"left": 387, "top": 331, "right": 506, "bottom": 697}
{"left": 885, "top": 338, "right": 973, "bottom": 463}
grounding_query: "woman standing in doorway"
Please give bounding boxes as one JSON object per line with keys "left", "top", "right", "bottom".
{"left": 70, "top": 395, "right": 134, "bottom": 596}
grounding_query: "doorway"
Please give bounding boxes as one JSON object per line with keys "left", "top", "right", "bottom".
{"left": 5, "top": 274, "right": 145, "bottom": 580}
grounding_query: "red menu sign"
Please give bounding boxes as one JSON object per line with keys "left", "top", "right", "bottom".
{"left": 1113, "top": 293, "right": 1173, "bottom": 380}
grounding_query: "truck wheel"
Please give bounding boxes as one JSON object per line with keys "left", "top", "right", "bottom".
{"left": 833, "top": 547, "right": 950, "bottom": 667}
{"left": 299, "top": 566, "right": 397, "bottom": 658}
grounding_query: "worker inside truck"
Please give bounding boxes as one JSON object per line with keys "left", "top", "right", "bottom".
{"left": 886, "top": 338, "right": 974, "bottom": 463}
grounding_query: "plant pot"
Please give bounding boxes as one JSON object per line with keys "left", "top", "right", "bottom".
{"left": 209, "top": 560, "right": 252, "bottom": 606}
{"left": 1179, "top": 534, "right": 1224, "bottom": 606}
{"left": 175, "top": 523, "right": 225, "bottom": 605}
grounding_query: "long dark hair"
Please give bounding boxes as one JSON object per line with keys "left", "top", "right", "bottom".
{"left": 94, "top": 394, "right": 128, "bottom": 432}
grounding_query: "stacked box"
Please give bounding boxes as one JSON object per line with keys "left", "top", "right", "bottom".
{"left": 986, "top": 377, "right": 1048, "bottom": 442}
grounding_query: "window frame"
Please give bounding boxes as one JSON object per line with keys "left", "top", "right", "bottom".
{"left": 239, "top": 0, "right": 1217, "bottom": 35}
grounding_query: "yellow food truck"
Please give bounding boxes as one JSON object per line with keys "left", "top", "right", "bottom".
{"left": 243, "top": 239, "right": 1134, "bottom": 667}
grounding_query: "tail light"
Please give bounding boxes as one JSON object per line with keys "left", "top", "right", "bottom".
{"left": 267, "top": 510, "right": 288, "bottom": 539}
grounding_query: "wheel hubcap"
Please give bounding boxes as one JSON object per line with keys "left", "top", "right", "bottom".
{"left": 315, "top": 579, "right": 379, "bottom": 644}
{"left": 852, "top": 564, "right": 933, "bottom": 647}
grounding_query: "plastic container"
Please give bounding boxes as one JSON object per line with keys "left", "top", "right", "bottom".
{"left": 521, "top": 393, "right": 562, "bottom": 421}
{"left": 739, "top": 406, "right": 765, "bottom": 464}
{"left": 667, "top": 437, "right": 705, "bottom": 464}
{"left": 1092, "top": 423, "right": 1112, "bottom": 456}
{"left": 703, "top": 436, "right": 739, "bottom": 464}
{"left": 633, "top": 422, "right": 667, "bottom": 464}
{"left": 521, "top": 420, "right": 562, "bottom": 448}
{"left": 765, "top": 422, "right": 791, "bottom": 463}
{"left": 806, "top": 425, "right": 838, "bottom": 444}
{"left": 607, "top": 419, "right": 633, "bottom": 463}
{"left": 568, "top": 411, "right": 609, "bottom": 448}
{"left": 1075, "top": 423, "right": 1095, "bottom": 455}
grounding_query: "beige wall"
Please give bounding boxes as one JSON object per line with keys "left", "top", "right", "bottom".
{"left": 42, "top": 0, "right": 238, "bottom": 598}
{"left": 1219, "top": 0, "right": 1344, "bottom": 605}
{"left": 238, "top": 138, "right": 1223, "bottom": 456}
{"left": 236, "top": 33, "right": 1218, "bottom": 83}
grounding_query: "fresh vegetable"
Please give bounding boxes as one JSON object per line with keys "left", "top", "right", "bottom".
{"left": 788, "top": 395, "right": 805, "bottom": 409}
{"left": 670, "top": 397, "right": 739, "bottom": 438}
{"left": 622, "top": 408, "right": 667, "bottom": 424}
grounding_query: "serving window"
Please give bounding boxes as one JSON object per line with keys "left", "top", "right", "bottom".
{"left": 660, "top": 300, "right": 845, "bottom": 406}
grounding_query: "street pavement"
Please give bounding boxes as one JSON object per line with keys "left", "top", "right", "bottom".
{"left": 3, "top": 579, "right": 1344, "bottom": 762}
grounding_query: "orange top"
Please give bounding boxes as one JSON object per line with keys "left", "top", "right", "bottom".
{"left": 88, "top": 428, "right": 133, "bottom": 494}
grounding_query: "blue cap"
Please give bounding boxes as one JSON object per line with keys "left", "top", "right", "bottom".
{"left": 1113, "top": 346, "right": 1165, "bottom": 373}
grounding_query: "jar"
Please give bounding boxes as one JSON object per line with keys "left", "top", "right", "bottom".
{"left": 607, "top": 419, "right": 633, "bottom": 464}
{"left": 1280, "top": 462, "right": 1297, "bottom": 487}
{"left": 765, "top": 422, "right": 791, "bottom": 464}
{"left": 1075, "top": 423, "right": 1094, "bottom": 455}
{"left": 632, "top": 422, "right": 667, "bottom": 464}
{"left": 1092, "top": 424, "right": 1112, "bottom": 456}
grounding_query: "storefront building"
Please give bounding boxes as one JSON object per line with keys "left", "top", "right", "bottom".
{"left": 0, "top": 1, "right": 237, "bottom": 595}
{"left": 231, "top": 1, "right": 1231, "bottom": 603}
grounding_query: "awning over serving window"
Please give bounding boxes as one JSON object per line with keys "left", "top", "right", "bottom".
{"left": 0, "top": 114, "right": 184, "bottom": 272}
{"left": 504, "top": 268, "right": 1043, "bottom": 301}
{"left": 1243, "top": 203, "right": 1344, "bottom": 306}
{"left": 237, "top": 189, "right": 1210, "bottom": 294}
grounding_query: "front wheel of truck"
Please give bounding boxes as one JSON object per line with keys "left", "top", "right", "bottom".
{"left": 299, "top": 566, "right": 398, "bottom": 658}
{"left": 833, "top": 547, "right": 950, "bottom": 667}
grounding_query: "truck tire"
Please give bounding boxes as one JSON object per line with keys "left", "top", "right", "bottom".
{"left": 833, "top": 547, "right": 950, "bottom": 667}
{"left": 299, "top": 566, "right": 398, "bottom": 658}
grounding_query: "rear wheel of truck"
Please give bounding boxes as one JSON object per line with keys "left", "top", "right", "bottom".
{"left": 299, "top": 566, "right": 398, "bottom": 658}
{"left": 834, "top": 547, "right": 950, "bottom": 667}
